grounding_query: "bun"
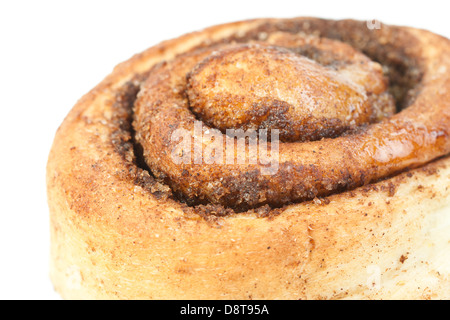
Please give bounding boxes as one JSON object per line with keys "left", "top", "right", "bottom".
{"left": 48, "top": 18, "right": 450, "bottom": 299}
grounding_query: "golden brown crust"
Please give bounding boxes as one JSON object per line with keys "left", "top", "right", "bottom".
{"left": 48, "top": 17, "right": 450, "bottom": 300}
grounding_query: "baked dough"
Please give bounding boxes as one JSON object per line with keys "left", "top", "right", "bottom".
{"left": 47, "top": 17, "right": 450, "bottom": 299}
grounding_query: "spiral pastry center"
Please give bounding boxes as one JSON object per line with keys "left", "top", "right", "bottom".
{"left": 187, "top": 43, "right": 393, "bottom": 141}
{"left": 133, "top": 31, "right": 449, "bottom": 211}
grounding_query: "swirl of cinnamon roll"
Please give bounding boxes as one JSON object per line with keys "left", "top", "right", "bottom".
{"left": 133, "top": 29, "right": 448, "bottom": 210}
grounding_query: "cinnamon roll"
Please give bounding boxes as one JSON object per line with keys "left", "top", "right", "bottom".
{"left": 47, "top": 18, "right": 450, "bottom": 300}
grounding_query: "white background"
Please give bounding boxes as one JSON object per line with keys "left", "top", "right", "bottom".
{"left": 0, "top": 0, "right": 448, "bottom": 300}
